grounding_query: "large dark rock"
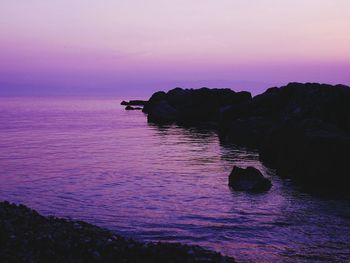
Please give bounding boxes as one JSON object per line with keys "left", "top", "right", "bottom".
{"left": 146, "top": 100, "right": 178, "bottom": 123}
{"left": 142, "top": 91, "right": 167, "bottom": 113}
{"left": 221, "top": 82, "right": 350, "bottom": 133}
{"left": 141, "top": 83, "right": 350, "bottom": 195}
{"left": 228, "top": 166, "right": 272, "bottom": 192}
{"left": 220, "top": 83, "right": 350, "bottom": 194}
{"left": 143, "top": 87, "right": 252, "bottom": 124}
{"left": 259, "top": 119, "right": 350, "bottom": 193}
{"left": 220, "top": 117, "right": 276, "bottom": 148}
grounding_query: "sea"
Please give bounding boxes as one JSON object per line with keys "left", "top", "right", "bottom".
{"left": 0, "top": 96, "right": 349, "bottom": 262}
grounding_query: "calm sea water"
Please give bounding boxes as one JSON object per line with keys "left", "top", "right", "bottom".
{"left": 0, "top": 97, "right": 349, "bottom": 262}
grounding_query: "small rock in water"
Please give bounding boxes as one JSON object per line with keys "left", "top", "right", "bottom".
{"left": 125, "top": 105, "right": 142, "bottom": 110}
{"left": 228, "top": 166, "right": 272, "bottom": 192}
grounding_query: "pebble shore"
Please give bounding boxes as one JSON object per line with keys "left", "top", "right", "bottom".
{"left": 0, "top": 201, "right": 235, "bottom": 263}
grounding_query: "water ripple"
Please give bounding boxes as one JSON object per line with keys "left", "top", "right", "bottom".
{"left": 0, "top": 97, "right": 349, "bottom": 262}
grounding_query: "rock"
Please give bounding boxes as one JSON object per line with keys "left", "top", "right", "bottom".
{"left": 129, "top": 100, "right": 147, "bottom": 106}
{"left": 147, "top": 100, "right": 178, "bottom": 123}
{"left": 125, "top": 105, "right": 134, "bottom": 110}
{"left": 228, "top": 166, "right": 272, "bottom": 192}
{"left": 121, "top": 100, "right": 147, "bottom": 106}
{"left": 143, "top": 91, "right": 167, "bottom": 113}
{"left": 143, "top": 87, "right": 252, "bottom": 124}
{"left": 220, "top": 117, "right": 276, "bottom": 148}
{"left": 125, "top": 105, "right": 142, "bottom": 110}
{"left": 141, "top": 83, "right": 350, "bottom": 195}
{"left": 259, "top": 120, "right": 350, "bottom": 193}
{"left": 219, "top": 82, "right": 350, "bottom": 194}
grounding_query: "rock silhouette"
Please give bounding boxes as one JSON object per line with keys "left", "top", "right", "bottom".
{"left": 121, "top": 100, "right": 147, "bottom": 106}
{"left": 220, "top": 82, "right": 350, "bottom": 194}
{"left": 125, "top": 105, "right": 142, "bottom": 110}
{"left": 142, "top": 83, "right": 350, "bottom": 195}
{"left": 143, "top": 87, "right": 251, "bottom": 124}
{"left": 228, "top": 166, "right": 272, "bottom": 192}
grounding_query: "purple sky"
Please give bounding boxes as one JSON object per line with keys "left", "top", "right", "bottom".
{"left": 1, "top": 0, "right": 349, "bottom": 96}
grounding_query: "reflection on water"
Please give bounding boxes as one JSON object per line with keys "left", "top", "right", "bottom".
{"left": 0, "top": 97, "right": 349, "bottom": 262}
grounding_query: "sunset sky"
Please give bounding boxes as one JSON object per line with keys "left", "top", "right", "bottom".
{"left": 1, "top": 0, "right": 349, "bottom": 96}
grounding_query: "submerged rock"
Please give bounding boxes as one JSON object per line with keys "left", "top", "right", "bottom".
{"left": 228, "top": 166, "right": 272, "bottom": 192}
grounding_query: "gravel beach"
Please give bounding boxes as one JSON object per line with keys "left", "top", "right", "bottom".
{"left": 0, "top": 201, "right": 235, "bottom": 263}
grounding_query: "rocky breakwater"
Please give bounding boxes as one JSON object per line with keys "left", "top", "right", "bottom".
{"left": 0, "top": 201, "right": 234, "bottom": 263}
{"left": 142, "top": 83, "right": 350, "bottom": 195}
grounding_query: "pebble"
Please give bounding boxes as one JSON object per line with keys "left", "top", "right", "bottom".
{"left": 0, "top": 201, "right": 236, "bottom": 263}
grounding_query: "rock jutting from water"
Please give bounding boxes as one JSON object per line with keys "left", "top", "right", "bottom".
{"left": 142, "top": 87, "right": 252, "bottom": 124}
{"left": 125, "top": 105, "right": 143, "bottom": 110}
{"left": 121, "top": 100, "right": 147, "bottom": 106}
{"left": 228, "top": 166, "right": 272, "bottom": 192}
{"left": 121, "top": 100, "right": 146, "bottom": 111}
{"left": 140, "top": 83, "right": 350, "bottom": 195}
{"left": 0, "top": 201, "right": 235, "bottom": 263}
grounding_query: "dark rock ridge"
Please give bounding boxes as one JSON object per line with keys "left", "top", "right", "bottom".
{"left": 142, "top": 83, "right": 350, "bottom": 194}
{"left": 121, "top": 100, "right": 147, "bottom": 106}
{"left": 0, "top": 201, "right": 235, "bottom": 263}
{"left": 228, "top": 166, "right": 272, "bottom": 192}
{"left": 142, "top": 87, "right": 252, "bottom": 124}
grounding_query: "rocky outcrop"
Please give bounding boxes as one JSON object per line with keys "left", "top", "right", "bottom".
{"left": 221, "top": 82, "right": 350, "bottom": 146}
{"left": 228, "top": 166, "right": 272, "bottom": 192}
{"left": 146, "top": 100, "right": 178, "bottom": 123}
{"left": 0, "top": 201, "right": 235, "bottom": 263}
{"left": 143, "top": 87, "right": 252, "bottom": 124}
{"left": 220, "top": 82, "right": 350, "bottom": 194}
{"left": 143, "top": 83, "right": 350, "bottom": 194}
{"left": 259, "top": 120, "right": 350, "bottom": 192}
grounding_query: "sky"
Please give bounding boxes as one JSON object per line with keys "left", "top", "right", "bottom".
{"left": 0, "top": 0, "right": 349, "bottom": 96}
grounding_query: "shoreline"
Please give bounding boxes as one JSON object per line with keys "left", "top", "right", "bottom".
{"left": 0, "top": 201, "right": 235, "bottom": 263}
